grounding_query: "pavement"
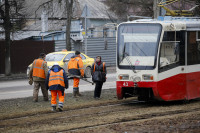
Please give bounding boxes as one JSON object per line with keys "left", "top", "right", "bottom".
{"left": 0, "top": 66, "right": 116, "bottom": 81}
{"left": 0, "top": 67, "right": 117, "bottom": 100}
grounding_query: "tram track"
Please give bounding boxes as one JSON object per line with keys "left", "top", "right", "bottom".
{"left": 61, "top": 106, "right": 200, "bottom": 132}
{"left": 0, "top": 99, "right": 142, "bottom": 121}
{"left": 0, "top": 100, "right": 146, "bottom": 126}
{"left": 1, "top": 99, "right": 200, "bottom": 133}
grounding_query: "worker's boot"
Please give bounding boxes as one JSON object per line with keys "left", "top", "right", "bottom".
{"left": 77, "top": 89, "right": 82, "bottom": 97}
{"left": 73, "top": 91, "right": 77, "bottom": 98}
{"left": 58, "top": 106, "right": 63, "bottom": 112}
{"left": 52, "top": 106, "right": 56, "bottom": 112}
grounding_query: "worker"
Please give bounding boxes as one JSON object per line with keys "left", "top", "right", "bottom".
{"left": 46, "top": 63, "right": 68, "bottom": 112}
{"left": 68, "top": 51, "right": 84, "bottom": 97}
{"left": 29, "top": 53, "right": 49, "bottom": 102}
{"left": 91, "top": 56, "right": 107, "bottom": 99}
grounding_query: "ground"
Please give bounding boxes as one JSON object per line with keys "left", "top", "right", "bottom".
{"left": 0, "top": 89, "right": 200, "bottom": 133}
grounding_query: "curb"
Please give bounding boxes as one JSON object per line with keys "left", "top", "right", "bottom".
{"left": 0, "top": 67, "right": 116, "bottom": 81}
{"left": 0, "top": 74, "right": 28, "bottom": 81}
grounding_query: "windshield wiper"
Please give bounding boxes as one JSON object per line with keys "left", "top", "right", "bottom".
{"left": 120, "top": 43, "right": 136, "bottom": 73}
{"left": 124, "top": 52, "right": 137, "bottom": 73}
{"left": 120, "top": 43, "right": 126, "bottom": 64}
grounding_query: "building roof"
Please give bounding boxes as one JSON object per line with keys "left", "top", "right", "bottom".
{"left": 0, "top": 0, "right": 116, "bottom": 40}
{"left": 22, "top": 0, "right": 116, "bottom": 31}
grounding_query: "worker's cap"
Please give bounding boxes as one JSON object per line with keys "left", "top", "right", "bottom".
{"left": 75, "top": 51, "right": 80, "bottom": 55}
{"left": 39, "top": 53, "right": 46, "bottom": 58}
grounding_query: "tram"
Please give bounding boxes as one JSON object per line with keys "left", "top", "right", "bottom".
{"left": 116, "top": 16, "right": 200, "bottom": 101}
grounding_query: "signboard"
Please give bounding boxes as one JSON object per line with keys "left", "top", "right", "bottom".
{"left": 71, "top": 20, "right": 81, "bottom": 32}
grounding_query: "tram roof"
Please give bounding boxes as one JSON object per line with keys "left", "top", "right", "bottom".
{"left": 122, "top": 16, "right": 200, "bottom": 31}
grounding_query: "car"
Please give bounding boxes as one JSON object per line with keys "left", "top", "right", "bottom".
{"left": 27, "top": 50, "right": 94, "bottom": 78}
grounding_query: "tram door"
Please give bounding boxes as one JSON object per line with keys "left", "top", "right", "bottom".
{"left": 157, "top": 31, "right": 187, "bottom": 101}
{"left": 186, "top": 31, "right": 200, "bottom": 99}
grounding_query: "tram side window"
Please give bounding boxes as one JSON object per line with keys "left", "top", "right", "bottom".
{"left": 159, "top": 31, "right": 185, "bottom": 72}
{"left": 162, "top": 31, "right": 181, "bottom": 41}
{"left": 159, "top": 42, "right": 180, "bottom": 67}
{"left": 187, "top": 31, "right": 200, "bottom": 65}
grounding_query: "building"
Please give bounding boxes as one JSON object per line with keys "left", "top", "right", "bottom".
{"left": 10, "top": 0, "right": 117, "bottom": 42}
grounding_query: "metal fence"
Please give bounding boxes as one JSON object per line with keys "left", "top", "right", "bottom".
{"left": 55, "top": 40, "right": 83, "bottom": 52}
{"left": 55, "top": 37, "right": 116, "bottom": 66}
{"left": 83, "top": 37, "right": 116, "bottom": 66}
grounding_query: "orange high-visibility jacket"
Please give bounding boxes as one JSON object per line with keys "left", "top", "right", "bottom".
{"left": 93, "top": 62, "right": 105, "bottom": 72}
{"left": 33, "top": 59, "right": 46, "bottom": 79}
{"left": 48, "top": 69, "right": 65, "bottom": 87}
{"left": 68, "top": 56, "right": 84, "bottom": 76}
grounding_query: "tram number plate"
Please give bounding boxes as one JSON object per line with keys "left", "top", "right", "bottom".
{"left": 123, "top": 82, "right": 128, "bottom": 86}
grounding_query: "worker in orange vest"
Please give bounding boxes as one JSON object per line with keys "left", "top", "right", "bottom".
{"left": 68, "top": 51, "right": 84, "bottom": 97}
{"left": 29, "top": 53, "right": 49, "bottom": 102}
{"left": 46, "top": 63, "right": 68, "bottom": 112}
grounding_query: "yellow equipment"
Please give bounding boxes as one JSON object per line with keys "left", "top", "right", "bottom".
{"left": 158, "top": 0, "right": 194, "bottom": 16}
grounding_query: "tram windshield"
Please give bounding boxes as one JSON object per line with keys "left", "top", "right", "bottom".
{"left": 117, "top": 23, "right": 162, "bottom": 70}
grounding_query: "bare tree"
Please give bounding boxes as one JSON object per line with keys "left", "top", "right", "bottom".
{"left": 106, "top": 0, "right": 200, "bottom": 19}
{"left": 36, "top": 0, "right": 74, "bottom": 51}
{"left": 159, "top": 0, "right": 200, "bottom": 16}
{"left": 105, "top": 0, "right": 154, "bottom": 21}
{"left": 0, "top": 0, "right": 26, "bottom": 75}
{"left": 66, "top": 0, "right": 73, "bottom": 51}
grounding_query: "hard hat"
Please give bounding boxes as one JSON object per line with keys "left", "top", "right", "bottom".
{"left": 53, "top": 62, "right": 59, "bottom": 66}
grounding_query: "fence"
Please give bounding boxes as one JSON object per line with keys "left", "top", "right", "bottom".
{"left": 83, "top": 37, "right": 116, "bottom": 66}
{"left": 0, "top": 41, "right": 54, "bottom": 74}
{"left": 55, "top": 37, "right": 116, "bottom": 66}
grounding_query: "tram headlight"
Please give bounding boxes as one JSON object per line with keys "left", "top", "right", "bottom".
{"left": 118, "top": 74, "right": 129, "bottom": 80}
{"left": 143, "top": 74, "right": 154, "bottom": 80}
{"left": 133, "top": 76, "right": 141, "bottom": 82}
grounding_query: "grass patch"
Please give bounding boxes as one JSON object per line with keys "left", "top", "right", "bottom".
{"left": 0, "top": 88, "right": 121, "bottom": 120}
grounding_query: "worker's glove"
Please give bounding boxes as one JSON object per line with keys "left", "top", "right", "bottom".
{"left": 28, "top": 78, "right": 33, "bottom": 85}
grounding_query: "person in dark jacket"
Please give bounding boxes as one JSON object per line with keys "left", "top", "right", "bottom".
{"left": 45, "top": 63, "right": 68, "bottom": 111}
{"left": 91, "top": 56, "right": 107, "bottom": 99}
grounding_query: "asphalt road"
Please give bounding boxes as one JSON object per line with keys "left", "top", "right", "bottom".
{"left": 0, "top": 73, "right": 116, "bottom": 100}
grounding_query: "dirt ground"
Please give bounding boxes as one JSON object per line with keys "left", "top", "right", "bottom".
{"left": 1, "top": 89, "right": 200, "bottom": 133}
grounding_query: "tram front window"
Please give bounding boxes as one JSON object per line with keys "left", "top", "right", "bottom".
{"left": 117, "top": 23, "right": 162, "bottom": 70}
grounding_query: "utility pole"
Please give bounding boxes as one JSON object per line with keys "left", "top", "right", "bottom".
{"left": 81, "top": 4, "right": 90, "bottom": 55}
{"left": 160, "top": 0, "right": 166, "bottom": 16}
{"left": 84, "top": 5, "right": 87, "bottom": 55}
{"left": 5, "top": 0, "right": 11, "bottom": 76}
{"left": 153, "top": 0, "right": 160, "bottom": 19}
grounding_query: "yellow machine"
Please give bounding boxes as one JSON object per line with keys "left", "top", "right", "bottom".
{"left": 158, "top": 0, "right": 196, "bottom": 16}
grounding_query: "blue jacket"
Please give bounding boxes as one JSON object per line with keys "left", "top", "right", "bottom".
{"left": 45, "top": 65, "right": 68, "bottom": 95}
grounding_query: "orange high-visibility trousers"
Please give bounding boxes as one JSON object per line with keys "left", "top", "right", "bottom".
{"left": 51, "top": 90, "right": 65, "bottom": 107}
{"left": 73, "top": 77, "right": 80, "bottom": 88}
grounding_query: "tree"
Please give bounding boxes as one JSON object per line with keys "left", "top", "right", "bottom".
{"left": 36, "top": 0, "right": 74, "bottom": 51}
{"left": 158, "top": 0, "right": 200, "bottom": 17}
{"left": 66, "top": 0, "right": 73, "bottom": 51}
{"left": 0, "top": 0, "right": 26, "bottom": 75}
{"left": 106, "top": 0, "right": 200, "bottom": 19}
{"left": 105, "top": 0, "right": 154, "bottom": 21}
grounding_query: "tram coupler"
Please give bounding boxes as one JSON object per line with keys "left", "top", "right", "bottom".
{"left": 134, "top": 82, "right": 138, "bottom": 87}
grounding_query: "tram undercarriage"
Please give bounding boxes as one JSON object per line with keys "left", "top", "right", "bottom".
{"left": 122, "top": 87, "right": 154, "bottom": 101}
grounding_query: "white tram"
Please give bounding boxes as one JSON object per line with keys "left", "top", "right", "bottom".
{"left": 116, "top": 16, "right": 200, "bottom": 101}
